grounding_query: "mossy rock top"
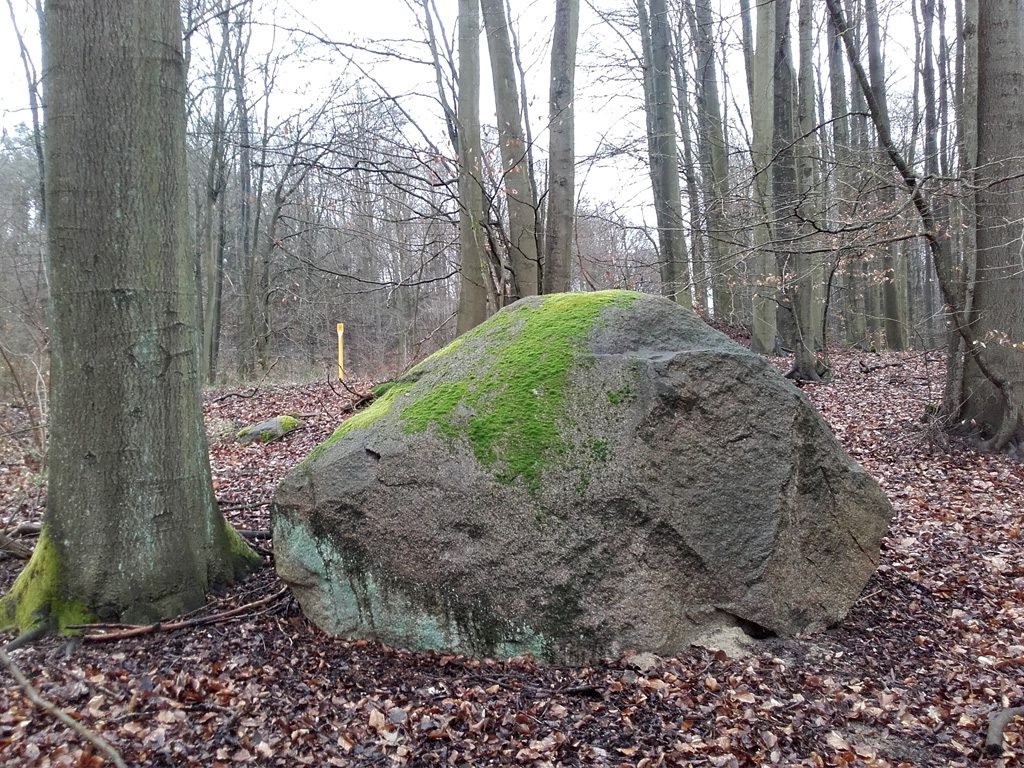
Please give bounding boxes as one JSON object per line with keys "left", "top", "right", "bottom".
{"left": 306, "top": 290, "right": 720, "bottom": 488}
{"left": 237, "top": 414, "right": 302, "bottom": 445}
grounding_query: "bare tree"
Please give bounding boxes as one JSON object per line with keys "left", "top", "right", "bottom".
{"left": 637, "top": 0, "right": 691, "bottom": 305}
{"left": 480, "top": 0, "right": 540, "bottom": 299}
{"left": 455, "top": 0, "right": 489, "bottom": 331}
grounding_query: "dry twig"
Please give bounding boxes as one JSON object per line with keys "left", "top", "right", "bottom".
{"left": 71, "top": 586, "right": 289, "bottom": 642}
{"left": 1, "top": 646, "right": 127, "bottom": 767}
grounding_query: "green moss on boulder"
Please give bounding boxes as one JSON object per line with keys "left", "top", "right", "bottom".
{"left": 397, "top": 290, "right": 639, "bottom": 488}
{"left": 236, "top": 414, "right": 303, "bottom": 444}
{"left": 302, "top": 383, "right": 411, "bottom": 465}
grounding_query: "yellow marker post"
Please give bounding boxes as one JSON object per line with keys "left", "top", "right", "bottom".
{"left": 336, "top": 323, "right": 345, "bottom": 380}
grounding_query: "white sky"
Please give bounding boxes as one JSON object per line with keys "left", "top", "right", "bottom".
{"left": 1, "top": 0, "right": 921, "bottom": 220}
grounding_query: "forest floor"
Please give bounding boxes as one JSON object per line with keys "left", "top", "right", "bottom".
{"left": 1, "top": 349, "right": 1023, "bottom": 767}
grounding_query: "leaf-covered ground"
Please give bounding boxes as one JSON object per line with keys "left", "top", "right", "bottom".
{"left": 1, "top": 351, "right": 1023, "bottom": 767}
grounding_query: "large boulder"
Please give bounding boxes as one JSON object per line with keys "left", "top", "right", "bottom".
{"left": 272, "top": 291, "right": 892, "bottom": 662}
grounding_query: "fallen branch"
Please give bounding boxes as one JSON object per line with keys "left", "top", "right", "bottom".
{"left": 212, "top": 387, "right": 259, "bottom": 403}
{"left": 474, "top": 673, "right": 603, "bottom": 699}
{"left": 339, "top": 393, "right": 375, "bottom": 415}
{"left": 1, "top": 647, "right": 127, "bottom": 767}
{"left": 986, "top": 706, "right": 1024, "bottom": 756}
{"left": 326, "top": 375, "right": 374, "bottom": 412}
{"left": 0, "top": 529, "right": 32, "bottom": 559}
{"left": 70, "top": 586, "right": 289, "bottom": 642}
{"left": 238, "top": 529, "right": 272, "bottom": 540}
{"left": 210, "top": 360, "right": 279, "bottom": 403}
{"left": 218, "top": 502, "right": 267, "bottom": 514}
{"left": 858, "top": 359, "right": 905, "bottom": 374}
{"left": 324, "top": 373, "right": 376, "bottom": 416}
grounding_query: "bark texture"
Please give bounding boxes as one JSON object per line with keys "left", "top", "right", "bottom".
{"left": 542, "top": 0, "right": 579, "bottom": 295}
{"left": 638, "top": 0, "right": 691, "bottom": 305}
{"left": 959, "top": 0, "right": 1024, "bottom": 444}
{"left": 1, "top": 0, "right": 257, "bottom": 631}
{"left": 481, "top": 0, "right": 540, "bottom": 299}
{"left": 456, "top": 0, "right": 489, "bottom": 333}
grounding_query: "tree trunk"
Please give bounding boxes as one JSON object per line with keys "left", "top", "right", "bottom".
{"left": 864, "top": 0, "right": 908, "bottom": 350}
{"left": 689, "top": 0, "right": 734, "bottom": 320}
{"left": 788, "top": 0, "right": 824, "bottom": 379}
{"left": 827, "top": 6, "right": 868, "bottom": 350}
{"left": 957, "top": 0, "right": 1024, "bottom": 445}
{"left": 638, "top": 0, "right": 691, "bottom": 305}
{"left": 202, "top": 2, "right": 230, "bottom": 383}
{"left": 749, "top": 0, "right": 778, "bottom": 354}
{"left": 456, "top": 0, "right": 489, "bottom": 333}
{"left": 1, "top": 0, "right": 257, "bottom": 632}
{"left": 480, "top": 0, "right": 540, "bottom": 300}
{"left": 669, "top": 40, "right": 705, "bottom": 311}
{"left": 232, "top": 19, "right": 257, "bottom": 379}
{"left": 542, "top": 0, "right": 580, "bottom": 294}
{"left": 737, "top": 0, "right": 756, "bottom": 110}
{"left": 771, "top": 0, "right": 816, "bottom": 378}
{"left": 943, "top": 0, "right": 977, "bottom": 416}
{"left": 919, "top": 0, "right": 941, "bottom": 348}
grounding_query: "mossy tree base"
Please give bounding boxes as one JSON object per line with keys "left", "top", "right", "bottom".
{"left": 0, "top": 527, "right": 93, "bottom": 633}
{"left": 0, "top": 522, "right": 261, "bottom": 635}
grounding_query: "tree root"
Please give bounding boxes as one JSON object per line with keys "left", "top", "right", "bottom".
{"left": 3, "top": 623, "right": 51, "bottom": 652}
{"left": 983, "top": 404, "right": 1021, "bottom": 453}
{"left": 68, "top": 585, "right": 289, "bottom": 642}
{"left": 985, "top": 706, "right": 1024, "bottom": 756}
{"left": 1, "top": 646, "right": 127, "bottom": 767}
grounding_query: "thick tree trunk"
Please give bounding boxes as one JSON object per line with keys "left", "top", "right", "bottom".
{"left": 542, "top": 0, "right": 579, "bottom": 294}
{"left": 456, "top": 0, "right": 489, "bottom": 333}
{"left": 480, "top": 0, "right": 540, "bottom": 299}
{"left": 1, "top": 0, "right": 257, "bottom": 632}
{"left": 957, "top": 0, "right": 1024, "bottom": 445}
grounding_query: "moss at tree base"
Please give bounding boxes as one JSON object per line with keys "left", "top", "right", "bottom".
{"left": 0, "top": 519, "right": 262, "bottom": 636}
{"left": 219, "top": 519, "right": 263, "bottom": 580}
{"left": 0, "top": 526, "right": 94, "bottom": 634}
